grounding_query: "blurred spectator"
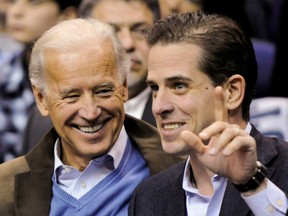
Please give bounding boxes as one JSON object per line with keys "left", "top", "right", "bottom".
{"left": 0, "top": 0, "right": 81, "bottom": 162}
{"left": 0, "top": 0, "right": 10, "bottom": 32}
{"left": 158, "top": 0, "right": 202, "bottom": 18}
{"left": 0, "top": 0, "right": 23, "bottom": 54}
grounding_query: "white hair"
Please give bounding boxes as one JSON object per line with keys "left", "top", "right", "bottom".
{"left": 29, "top": 18, "right": 130, "bottom": 91}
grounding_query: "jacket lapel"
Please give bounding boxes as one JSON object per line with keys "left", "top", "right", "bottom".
{"left": 15, "top": 128, "right": 57, "bottom": 216}
{"left": 154, "top": 162, "right": 187, "bottom": 216}
{"left": 250, "top": 124, "right": 277, "bottom": 176}
{"left": 220, "top": 183, "right": 251, "bottom": 216}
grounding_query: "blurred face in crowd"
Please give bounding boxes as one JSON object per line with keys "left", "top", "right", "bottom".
{"left": 147, "top": 43, "right": 216, "bottom": 155}
{"left": 6, "top": 0, "right": 63, "bottom": 45}
{"left": 0, "top": 0, "right": 12, "bottom": 14}
{"left": 0, "top": 0, "right": 11, "bottom": 31}
{"left": 158, "top": 0, "right": 202, "bottom": 18}
{"left": 33, "top": 40, "right": 128, "bottom": 168}
{"left": 91, "top": 0, "right": 154, "bottom": 99}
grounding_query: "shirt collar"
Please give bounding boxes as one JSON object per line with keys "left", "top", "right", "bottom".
{"left": 125, "top": 87, "right": 150, "bottom": 107}
{"left": 124, "top": 87, "right": 150, "bottom": 114}
{"left": 246, "top": 122, "right": 252, "bottom": 133}
{"left": 54, "top": 125, "right": 128, "bottom": 173}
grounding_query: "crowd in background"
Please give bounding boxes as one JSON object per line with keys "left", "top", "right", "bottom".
{"left": 0, "top": 0, "right": 286, "bottom": 161}
{"left": 0, "top": 0, "right": 288, "bottom": 215}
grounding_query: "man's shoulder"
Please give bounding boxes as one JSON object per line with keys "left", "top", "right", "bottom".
{"left": 0, "top": 156, "right": 29, "bottom": 178}
{"left": 251, "top": 124, "right": 288, "bottom": 154}
{"left": 125, "top": 114, "right": 157, "bottom": 132}
{"left": 124, "top": 114, "right": 160, "bottom": 141}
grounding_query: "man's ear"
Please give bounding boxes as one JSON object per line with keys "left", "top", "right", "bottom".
{"left": 223, "top": 74, "right": 245, "bottom": 110}
{"left": 58, "top": 6, "right": 78, "bottom": 21}
{"left": 122, "top": 79, "right": 129, "bottom": 102}
{"left": 32, "top": 85, "right": 49, "bottom": 116}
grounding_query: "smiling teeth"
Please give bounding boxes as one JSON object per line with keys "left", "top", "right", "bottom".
{"left": 79, "top": 124, "right": 103, "bottom": 133}
{"left": 163, "top": 123, "right": 183, "bottom": 130}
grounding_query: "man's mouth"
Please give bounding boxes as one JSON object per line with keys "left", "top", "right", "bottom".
{"left": 78, "top": 124, "right": 103, "bottom": 133}
{"left": 163, "top": 123, "right": 185, "bottom": 130}
{"left": 130, "top": 59, "right": 141, "bottom": 70}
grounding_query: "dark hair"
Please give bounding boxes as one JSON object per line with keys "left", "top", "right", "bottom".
{"left": 79, "top": 0, "right": 160, "bottom": 21}
{"left": 55, "top": 0, "right": 82, "bottom": 11}
{"left": 147, "top": 11, "right": 258, "bottom": 121}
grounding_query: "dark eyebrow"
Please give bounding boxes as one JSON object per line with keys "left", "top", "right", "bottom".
{"left": 166, "top": 75, "right": 192, "bottom": 82}
{"left": 108, "top": 22, "right": 149, "bottom": 28}
{"left": 146, "top": 75, "right": 192, "bottom": 85}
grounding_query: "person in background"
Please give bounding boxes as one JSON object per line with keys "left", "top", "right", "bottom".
{"left": 0, "top": 18, "right": 182, "bottom": 215}
{"left": 158, "top": 0, "right": 202, "bottom": 18}
{"left": 0, "top": 0, "right": 9, "bottom": 32}
{"left": 22, "top": 0, "right": 160, "bottom": 153}
{"left": 0, "top": 0, "right": 22, "bottom": 53}
{"left": 0, "top": 0, "right": 81, "bottom": 162}
{"left": 129, "top": 11, "right": 288, "bottom": 215}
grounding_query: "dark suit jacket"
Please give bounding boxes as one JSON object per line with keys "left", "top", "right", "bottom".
{"left": 22, "top": 94, "right": 156, "bottom": 154}
{"left": 129, "top": 125, "right": 288, "bottom": 216}
{"left": 0, "top": 115, "right": 182, "bottom": 216}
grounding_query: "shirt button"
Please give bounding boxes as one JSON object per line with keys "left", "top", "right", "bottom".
{"left": 277, "top": 198, "right": 283, "bottom": 207}
{"left": 266, "top": 205, "right": 275, "bottom": 214}
{"left": 80, "top": 182, "right": 87, "bottom": 189}
{"left": 64, "top": 168, "right": 71, "bottom": 174}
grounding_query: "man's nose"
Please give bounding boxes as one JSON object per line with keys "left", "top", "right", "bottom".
{"left": 152, "top": 90, "right": 174, "bottom": 116}
{"left": 118, "top": 28, "right": 135, "bottom": 52}
{"left": 78, "top": 97, "right": 101, "bottom": 120}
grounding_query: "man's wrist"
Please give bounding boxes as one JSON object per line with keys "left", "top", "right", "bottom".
{"left": 233, "top": 161, "right": 267, "bottom": 193}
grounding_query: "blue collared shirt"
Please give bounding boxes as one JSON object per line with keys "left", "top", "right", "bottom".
{"left": 183, "top": 162, "right": 227, "bottom": 216}
{"left": 53, "top": 126, "right": 128, "bottom": 199}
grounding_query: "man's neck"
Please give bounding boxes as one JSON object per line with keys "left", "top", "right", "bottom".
{"left": 189, "top": 156, "right": 215, "bottom": 195}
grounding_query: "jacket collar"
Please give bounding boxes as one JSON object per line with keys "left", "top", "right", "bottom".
{"left": 15, "top": 128, "right": 57, "bottom": 216}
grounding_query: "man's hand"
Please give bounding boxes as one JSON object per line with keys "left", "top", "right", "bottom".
{"left": 180, "top": 86, "right": 257, "bottom": 184}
